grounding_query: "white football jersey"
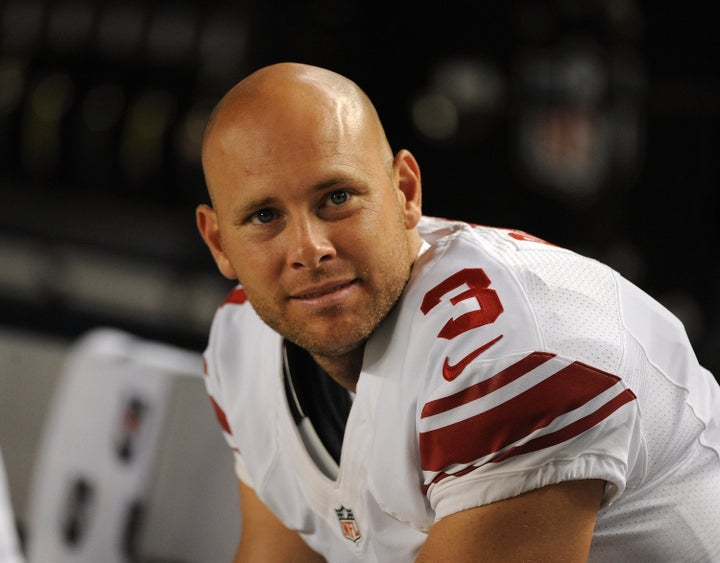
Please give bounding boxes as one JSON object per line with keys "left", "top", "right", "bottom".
{"left": 203, "top": 216, "right": 720, "bottom": 561}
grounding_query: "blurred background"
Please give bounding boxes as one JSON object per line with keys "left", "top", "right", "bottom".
{"left": 0, "top": 0, "right": 718, "bottom": 559}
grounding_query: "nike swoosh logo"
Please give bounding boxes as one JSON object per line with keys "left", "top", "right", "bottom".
{"left": 442, "top": 335, "right": 504, "bottom": 381}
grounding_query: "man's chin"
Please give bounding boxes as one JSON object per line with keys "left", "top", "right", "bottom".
{"left": 287, "top": 325, "right": 369, "bottom": 358}
{"left": 297, "top": 336, "right": 365, "bottom": 359}
{"left": 268, "top": 310, "right": 377, "bottom": 357}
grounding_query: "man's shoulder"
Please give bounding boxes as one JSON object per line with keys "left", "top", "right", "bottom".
{"left": 408, "top": 217, "right": 627, "bottom": 373}
{"left": 418, "top": 215, "right": 583, "bottom": 266}
{"left": 206, "top": 285, "right": 273, "bottom": 348}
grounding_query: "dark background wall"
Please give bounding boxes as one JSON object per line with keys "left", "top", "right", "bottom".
{"left": 1, "top": 0, "right": 718, "bottom": 375}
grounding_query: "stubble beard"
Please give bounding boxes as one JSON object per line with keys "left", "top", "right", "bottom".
{"left": 252, "top": 255, "right": 413, "bottom": 361}
{"left": 266, "top": 271, "right": 408, "bottom": 360}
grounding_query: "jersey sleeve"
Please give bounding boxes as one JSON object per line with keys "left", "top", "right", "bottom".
{"left": 201, "top": 288, "right": 255, "bottom": 488}
{"left": 410, "top": 223, "right": 643, "bottom": 521}
{"left": 420, "top": 351, "right": 642, "bottom": 521}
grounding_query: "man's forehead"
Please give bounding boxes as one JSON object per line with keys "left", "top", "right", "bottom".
{"left": 210, "top": 115, "right": 368, "bottom": 170}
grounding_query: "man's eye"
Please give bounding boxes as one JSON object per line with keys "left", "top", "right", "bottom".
{"left": 328, "top": 190, "right": 349, "bottom": 206}
{"left": 253, "top": 208, "right": 275, "bottom": 224}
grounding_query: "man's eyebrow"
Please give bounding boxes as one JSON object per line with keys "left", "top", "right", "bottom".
{"left": 231, "top": 196, "right": 277, "bottom": 222}
{"left": 313, "top": 175, "right": 358, "bottom": 191}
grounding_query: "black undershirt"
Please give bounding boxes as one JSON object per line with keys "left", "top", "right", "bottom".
{"left": 283, "top": 340, "right": 352, "bottom": 465}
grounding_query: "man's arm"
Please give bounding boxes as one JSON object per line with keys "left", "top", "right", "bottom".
{"left": 234, "top": 479, "right": 326, "bottom": 562}
{"left": 416, "top": 479, "right": 604, "bottom": 562}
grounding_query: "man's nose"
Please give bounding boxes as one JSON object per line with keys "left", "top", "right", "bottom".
{"left": 286, "top": 217, "right": 336, "bottom": 269}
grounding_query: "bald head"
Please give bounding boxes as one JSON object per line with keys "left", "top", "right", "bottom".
{"left": 203, "top": 63, "right": 378, "bottom": 141}
{"left": 201, "top": 62, "right": 393, "bottom": 203}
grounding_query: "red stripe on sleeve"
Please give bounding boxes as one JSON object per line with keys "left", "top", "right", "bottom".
{"left": 492, "top": 389, "right": 637, "bottom": 463}
{"left": 420, "top": 359, "right": 630, "bottom": 472}
{"left": 423, "top": 388, "right": 637, "bottom": 493}
{"left": 209, "top": 395, "right": 233, "bottom": 435}
{"left": 422, "top": 352, "right": 555, "bottom": 419}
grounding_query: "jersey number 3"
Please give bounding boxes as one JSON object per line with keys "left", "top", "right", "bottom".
{"left": 420, "top": 268, "right": 504, "bottom": 339}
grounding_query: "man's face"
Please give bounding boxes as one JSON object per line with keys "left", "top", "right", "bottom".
{"left": 200, "top": 106, "right": 420, "bottom": 359}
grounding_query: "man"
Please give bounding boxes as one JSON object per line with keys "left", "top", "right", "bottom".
{"left": 196, "top": 62, "right": 720, "bottom": 561}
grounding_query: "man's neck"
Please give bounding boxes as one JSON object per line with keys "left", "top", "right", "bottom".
{"left": 311, "top": 346, "right": 365, "bottom": 393}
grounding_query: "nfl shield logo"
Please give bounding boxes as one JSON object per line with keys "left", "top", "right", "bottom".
{"left": 335, "top": 505, "right": 361, "bottom": 543}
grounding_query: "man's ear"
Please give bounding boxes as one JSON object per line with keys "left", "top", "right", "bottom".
{"left": 394, "top": 149, "right": 422, "bottom": 229}
{"left": 196, "top": 204, "right": 238, "bottom": 280}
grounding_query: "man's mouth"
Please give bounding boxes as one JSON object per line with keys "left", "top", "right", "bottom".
{"left": 291, "top": 279, "right": 358, "bottom": 300}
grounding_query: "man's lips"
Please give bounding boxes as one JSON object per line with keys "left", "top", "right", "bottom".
{"left": 290, "top": 279, "right": 358, "bottom": 300}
